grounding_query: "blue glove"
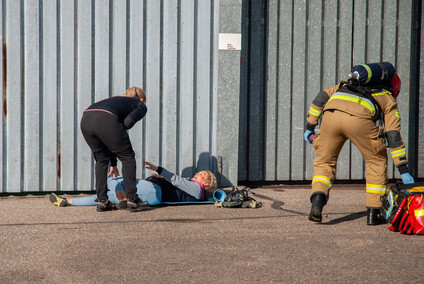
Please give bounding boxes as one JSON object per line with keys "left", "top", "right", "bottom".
{"left": 304, "top": 130, "right": 314, "bottom": 144}
{"left": 401, "top": 173, "right": 414, "bottom": 184}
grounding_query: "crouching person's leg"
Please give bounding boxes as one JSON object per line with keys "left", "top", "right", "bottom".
{"left": 309, "top": 158, "right": 336, "bottom": 223}
{"left": 360, "top": 135, "right": 388, "bottom": 225}
{"left": 309, "top": 175, "right": 332, "bottom": 223}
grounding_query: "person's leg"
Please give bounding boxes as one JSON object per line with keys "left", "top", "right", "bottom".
{"left": 311, "top": 111, "right": 346, "bottom": 199}
{"left": 119, "top": 151, "right": 138, "bottom": 201}
{"left": 69, "top": 189, "right": 120, "bottom": 206}
{"left": 93, "top": 150, "right": 110, "bottom": 201}
{"left": 344, "top": 115, "right": 388, "bottom": 225}
{"left": 71, "top": 195, "right": 98, "bottom": 206}
{"left": 107, "top": 177, "right": 162, "bottom": 205}
{"left": 136, "top": 180, "right": 162, "bottom": 205}
{"left": 95, "top": 118, "right": 140, "bottom": 204}
{"left": 107, "top": 177, "right": 127, "bottom": 203}
{"left": 82, "top": 112, "right": 144, "bottom": 211}
{"left": 309, "top": 110, "right": 347, "bottom": 222}
{"left": 80, "top": 113, "right": 111, "bottom": 202}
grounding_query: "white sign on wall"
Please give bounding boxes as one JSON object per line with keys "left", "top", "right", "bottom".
{"left": 219, "top": 33, "right": 242, "bottom": 50}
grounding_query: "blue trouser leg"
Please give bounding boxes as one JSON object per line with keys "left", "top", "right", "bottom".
{"left": 107, "top": 177, "right": 162, "bottom": 205}
{"left": 71, "top": 177, "right": 162, "bottom": 206}
{"left": 71, "top": 190, "right": 120, "bottom": 206}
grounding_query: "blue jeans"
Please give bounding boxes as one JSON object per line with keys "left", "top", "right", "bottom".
{"left": 71, "top": 177, "right": 162, "bottom": 206}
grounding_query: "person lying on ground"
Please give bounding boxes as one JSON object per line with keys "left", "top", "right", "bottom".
{"left": 50, "top": 161, "right": 218, "bottom": 210}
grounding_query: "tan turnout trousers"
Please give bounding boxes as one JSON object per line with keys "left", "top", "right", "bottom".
{"left": 311, "top": 109, "right": 388, "bottom": 208}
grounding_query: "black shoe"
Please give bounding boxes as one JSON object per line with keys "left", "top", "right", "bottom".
{"left": 127, "top": 198, "right": 148, "bottom": 212}
{"left": 50, "top": 193, "right": 70, "bottom": 207}
{"left": 97, "top": 199, "right": 115, "bottom": 212}
{"left": 367, "top": 208, "right": 386, "bottom": 225}
{"left": 308, "top": 193, "right": 327, "bottom": 223}
{"left": 116, "top": 200, "right": 128, "bottom": 210}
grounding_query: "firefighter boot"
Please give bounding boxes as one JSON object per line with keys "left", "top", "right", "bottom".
{"left": 308, "top": 193, "right": 327, "bottom": 223}
{"left": 367, "top": 208, "right": 386, "bottom": 225}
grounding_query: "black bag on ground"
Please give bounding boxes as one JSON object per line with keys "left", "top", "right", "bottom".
{"left": 218, "top": 187, "right": 262, "bottom": 209}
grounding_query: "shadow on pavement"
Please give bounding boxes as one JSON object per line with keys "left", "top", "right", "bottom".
{"left": 321, "top": 211, "right": 367, "bottom": 225}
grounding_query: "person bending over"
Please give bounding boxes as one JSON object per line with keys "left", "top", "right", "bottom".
{"left": 80, "top": 87, "right": 147, "bottom": 212}
{"left": 304, "top": 62, "right": 414, "bottom": 225}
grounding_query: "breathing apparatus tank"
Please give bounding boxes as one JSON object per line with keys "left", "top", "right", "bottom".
{"left": 347, "top": 62, "right": 401, "bottom": 99}
{"left": 349, "top": 62, "right": 396, "bottom": 85}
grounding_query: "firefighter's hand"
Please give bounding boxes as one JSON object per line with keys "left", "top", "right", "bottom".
{"left": 304, "top": 130, "right": 315, "bottom": 144}
{"left": 401, "top": 173, "right": 414, "bottom": 185}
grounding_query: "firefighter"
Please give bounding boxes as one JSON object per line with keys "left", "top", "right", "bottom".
{"left": 304, "top": 62, "right": 414, "bottom": 225}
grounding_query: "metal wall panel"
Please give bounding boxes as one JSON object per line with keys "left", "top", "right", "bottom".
{"left": 0, "top": 0, "right": 421, "bottom": 192}
{"left": 240, "top": 0, "right": 423, "bottom": 182}
{"left": 216, "top": 0, "right": 241, "bottom": 186}
{"left": 42, "top": 0, "right": 59, "bottom": 194}
{"left": 0, "top": 0, "right": 219, "bottom": 193}
{"left": 5, "top": 0, "right": 23, "bottom": 192}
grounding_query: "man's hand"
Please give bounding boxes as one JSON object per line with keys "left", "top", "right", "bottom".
{"left": 108, "top": 166, "right": 120, "bottom": 177}
{"left": 144, "top": 161, "right": 158, "bottom": 172}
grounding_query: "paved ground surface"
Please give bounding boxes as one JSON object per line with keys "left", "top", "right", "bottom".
{"left": 1, "top": 184, "right": 423, "bottom": 283}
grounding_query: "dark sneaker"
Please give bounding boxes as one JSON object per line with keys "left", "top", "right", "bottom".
{"left": 50, "top": 193, "right": 70, "bottom": 207}
{"left": 116, "top": 200, "right": 128, "bottom": 210}
{"left": 97, "top": 199, "right": 116, "bottom": 212}
{"left": 127, "top": 198, "right": 148, "bottom": 212}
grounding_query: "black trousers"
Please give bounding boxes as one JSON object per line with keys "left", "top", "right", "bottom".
{"left": 80, "top": 111, "right": 139, "bottom": 201}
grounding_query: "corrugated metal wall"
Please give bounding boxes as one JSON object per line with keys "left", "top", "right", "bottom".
{"left": 239, "top": 0, "right": 423, "bottom": 182}
{"left": 0, "top": 0, "right": 421, "bottom": 193}
{"left": 0, "top": 0, "right": 219, "bottom": 193}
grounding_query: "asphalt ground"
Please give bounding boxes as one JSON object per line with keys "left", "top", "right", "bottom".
{"left": 1, "top": 184, "right": 423, "bottom": 284}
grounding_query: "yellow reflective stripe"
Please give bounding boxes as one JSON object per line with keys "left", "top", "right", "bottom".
{"left": 371, "top": 90, "right": 392, "bottom": 96}
{"left": 366, "top": 184, "right": 386, "bottom": 194}
{"left": 395, "top": 111, "right": 400, "bottom": 118}
{"left": 415, "top": 210, "right": 424, "bottom": 217}
{"left": 328, "top": 94, "right": 375, "bottom": 115}
{"left": 361, "top": 64, "right": 372, "bottom": 84}
{"left": 309, "top": 107, "right": 321, "bottom": 117}
{"left": 312, "top": 175, "right": 332, "bottom": 188}
{"left": 391, "top": 148, "right": 406, "bottom": 158}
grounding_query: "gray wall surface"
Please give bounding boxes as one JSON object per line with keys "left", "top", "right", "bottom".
{"left": 239, "top": 0, "right": 423, "bottom": 182}
{"left": 0, "top": 0, "right": 422, "bottom": 193}
{"left": 216, "top": 0, "right": 243, "bottom": 187}
{"left": 0, "top": 0, "right": 223, "bottom": 193}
